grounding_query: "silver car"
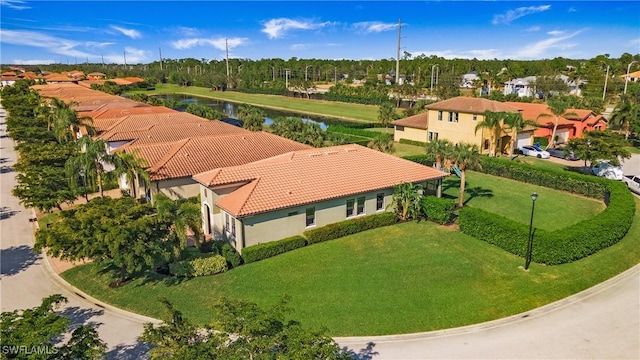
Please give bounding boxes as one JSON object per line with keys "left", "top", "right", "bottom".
{"left": 547, "top": 147, "right": 578, "bottom": 161}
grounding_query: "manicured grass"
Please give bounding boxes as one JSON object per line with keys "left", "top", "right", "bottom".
{"left": 442, "top": 171, "right": 604, "bottom": 230}
{"left": 140, "top": 84, "right": 381, "bottom": 123}
{"left": 62, "top": 198, "right": 640, "bottom": 336}
{"left": 393, "top": 142, "right": 425, "bottom": 157}
{"left": 626, "top": 146, "right": 640, "bottom": 155}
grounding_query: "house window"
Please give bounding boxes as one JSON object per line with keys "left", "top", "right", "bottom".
{"left": 438, "top": 111, "right": 443, "bottom": 121}
{"left": 448, "top": 112, "right": 453, "bottom": 122}
{"left": 357, "top": 196, "right": 365, "bottom": 215}
{"left": 224, "top": 213, "right": 235, "bottom": 239}
{"left": 473, "top": 114, "right": 477, "bottom": 121}
{"left": 448, "top": 112, "right": 458, "bottom": 123}
{"left": 305, "top": 207, "right": 315, "bottom": 227}
{"left": 483, "top": 139, "right": 490, "bottom": 150}
{"left": 376, "top": 193, "right": 384, "bottom": 211}
{"left": 455, "top": 113, "right": 459, "bottom": 122}
{"left": 346, "top": 199, "right": 355, "bottom": 217}
{"left": 231, "top": 218, "right": 236, "bottom": 237}
{"left": 396, "top": 125, "right": 404, "bottom": 132}
{"left": 428, "top": 131, "right": 438, "bottom": 141}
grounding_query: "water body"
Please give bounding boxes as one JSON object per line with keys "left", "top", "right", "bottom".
{"left": 154, "top": 93, "right": 334, "bottom": 130}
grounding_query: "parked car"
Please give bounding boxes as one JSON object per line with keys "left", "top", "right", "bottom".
{"left": 592, "top": 161, "right": 624, "bottom": 180}
{"left": 520, "top": 145, "right": 550, "bottom": 159}
{"left": 547, "top": 147, "right": 578, "bottom": 161}
{"left": 622, "top": 175, "right": 640, "bottom": 195}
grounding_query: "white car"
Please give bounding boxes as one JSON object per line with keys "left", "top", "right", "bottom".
{"left": 520, "top": 145, "right": 550, "bottom": 159}
{"left": 623, "top": 175, "right": 640, "bottom": 195}
{"left": 592, "top": 161, "right": 624, "bottom": 180}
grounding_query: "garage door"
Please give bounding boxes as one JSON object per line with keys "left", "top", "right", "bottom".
{"left": 556, "top": 129, "right": 570, "bottom": 145}
{"left": 516, "top": 132, "right": 532, "bottom": 149}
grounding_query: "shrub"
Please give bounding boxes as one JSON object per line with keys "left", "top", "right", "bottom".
{"left": 304, "top": 212, "right": 397, "bottom": 244}
{"left": 458, "top": 180, "right": 635, "bottom": 265}
{"left": 204, "top": 240, "right": 243, "bottom": 268}
{"left": 402, "top": 154, "right": 434, "bottom": 167}
{"left": 243, "top": 236, "right": 308, "bottom": 264}
{"left": 422, "top": 197, "right": 457, "bottom": 224}
{"left": 169, "top": 254, "right": 228, "bottom": 277}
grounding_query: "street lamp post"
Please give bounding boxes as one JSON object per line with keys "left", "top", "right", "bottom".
{"left": 524, "top": 192, "right": 538, "bottom": 270}
{"left": 602, "top": 64, "right": 610, "bottom": 101}
{"left": 333, "top": 66, "right": 337, "bottom": 84}
{"left": 285, "top": 69, "right": 290, "bottom": 90}
{"left": 305, "top": 65, "right": 313, "bottom": 81}
{"left": 430, "top": 64, "right": 439, "bottom": 95}
{"left": 624, "top": 60, "right": 638, "bottom": 95}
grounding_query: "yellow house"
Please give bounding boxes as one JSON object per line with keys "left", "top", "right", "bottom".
{"left": 393, "top": 97, "right": 522, "bottom": 155}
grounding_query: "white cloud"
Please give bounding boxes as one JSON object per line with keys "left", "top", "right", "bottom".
{"left": 515, "top": 30, "right": 583, "bottom": 58}
{"left": 103, "top": 47, "right": 148, "bottom": 64}
{"left": 526, "top": 26, "right": 541, "bottom": 32}
{"left": 493, "top": 5, "right": 551, "bottom": 25}
{"left": 0, "top": 0, "right": 30, "bottom": 10}
{"left": 568, "top": 7, "right": 577, "bottom": 12}
{"left": 11, "top": 59, "right": 56, "bottom": 65}
{"left": 291, "top": 43, "right": 309, "bottom": 50}
{"left": 171, "top": 37, "right": 247, "bottom": 51}
{"left": 110, "top": 25, "right": 142, "bottom": 39}
{"left": 630, "top": 38, "right": 640, "bottom": 46}
{"left": 261, "top": 18, "right": 331, "bottom": 39}
{"left": 411, "top": 49, "right": 503, "bottom": 60}
{"left": 0, "top": 29, "right": 95, "bottom": 59}
{"left": 352, "top": 21, "right": 398, "bottom": 34}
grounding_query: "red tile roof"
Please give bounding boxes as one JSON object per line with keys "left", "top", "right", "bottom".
{"left": 426, "top": 97, "right": 521, "bottom": 114}
{"left": 392, "top": 112, "right": 429, "bottom": 129}
{"left": 104, "top": 120, "right": 249, "bottom": 145}
{"left": 96, "top": 112, "right": 210, "bottom": 139}
{"left": 89, "top": 106, "right": 174, "bottom": 132}
{"left": 505, "top": 102, "right": 591, "bottom": 128}
{"left": 194, "top": 144, "right": 448, "bottom": 217}
{"left": 123, "top": 132, "right": 311, "bottom": 181}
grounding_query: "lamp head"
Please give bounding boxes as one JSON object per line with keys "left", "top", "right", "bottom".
{"left": 531, "top": 192, "right": 538, "bottom": 202}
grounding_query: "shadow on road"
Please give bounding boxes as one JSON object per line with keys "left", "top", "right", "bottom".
{"left": 343, "top": 341, "right": 379, "bottom": 359}
{"left": 0, "top": 206, "right": 20, "bottom": 220}
{"left": 60, "top": 305, "right": 105, "bottom": 329}
{"left": 0, "top": 165, "right": 13, "bottom": 174}
{"left": 106, "top": 341, "right": 152, "bottom": 360}
{"left": 0, "top": 244, "right": 40, "bottom": 277}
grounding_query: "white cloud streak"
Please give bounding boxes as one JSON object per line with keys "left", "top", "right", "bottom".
{"left": 0, "top": 0, "right": 30, "bottom": 10}
{"left": 11, "top": 59, "right": 56, "bottom": 65}
{"left": 171, "top": 37, "right": 248, "bottom": 51}
{"left": 261, "top": 18, "right": 331, "bottom": 39}
{"left": 493, "top": 5, "right": 551, "bottom": 25}
{"left": 352, "top": 21, "right": 398, "bottom": 34}
{"left": 110, "top": 25, "right": 142, "bottom": 39}
{"left": 411, "top": 49, "right": 503, "bottom": 60}
{"left": 103, "top": 47, "right": 148, "bottom": 64}
{"left": 515, "top": 29, "right": 583, "bottom": 58}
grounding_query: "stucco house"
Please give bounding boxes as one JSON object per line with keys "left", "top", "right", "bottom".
{"left": 193, "top": 144, "right": 448, "bottom": 253}
{"left": 505, "top": 102, "right": 607, "bottom": 146}
{"left": 393, "top": 97, "right": 522, "bottom": 155}
{"left": 504, "top": 75, "right": 583, "bottom": 98}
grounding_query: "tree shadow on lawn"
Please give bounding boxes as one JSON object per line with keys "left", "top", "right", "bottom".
{"left": 441, "top": 178, "right": 494, "bottom": 205}
{"left": 93, "top": 263, "right": 191, "bottom": 288}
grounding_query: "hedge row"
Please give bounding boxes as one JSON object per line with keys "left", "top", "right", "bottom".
{"left": 327, "top": 125, "right": 380, "bottom": 139}
{"left": 304, "top": 212, "right": 397, "bottom": 244}
{"left": 399, "top": 138, "right": 428, "bottom": 148}
{"left": 401, "top": 154, "right": 434, "bottom": 167}
{"left": 422, "top": 197, "right": 456, "bottom": 225}
{"left": 459, "top": 180, "right": 635, "bottom": 265}
{"left": 243, "top": 236, "right": 307, "bottom": 264}
{"left": 169, "top": 254, "right": 228, "bottom": 277}
{"left": 476, "top": 157, "right": 608, "bottom": 199}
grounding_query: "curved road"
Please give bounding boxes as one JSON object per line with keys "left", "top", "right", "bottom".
{"left": 1, "top": 105, "right": 638, "bottom": 359}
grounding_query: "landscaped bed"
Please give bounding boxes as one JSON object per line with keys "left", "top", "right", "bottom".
{"left": 60, "top": 174, "right": 640, "bottom": 336}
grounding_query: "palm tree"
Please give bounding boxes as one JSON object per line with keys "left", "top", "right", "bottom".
{"left": 47, "top": 98, "right": 95, "bottom": 143}
{"left": 609, "top": 100, "right": 638, "bottom": 140}
{"left": 537, "top": 98, "right": 577, "bottom": 149}
{"left": 367, "top": 134, "right": 395, "bottom": 153}
{"left": 424, "top": 138, "right": 453, "bottom": 170}
{"left": 390, "top": 182, "right": 423, "bottom": 221}
{"left": 378, "top": 103, "right": 396, "bottom": 128}
{"left": 475, "top": 111, "right": 506, "bottom": 156}
{"left": 237, "top": 104, "right": 265, "bottom": 131}
{"left": 448, "top": 142, "right": 481, "bottom": 208}
{"left": 112, "top": 151, "right": 150, "bottom": 199}
{"left": 155, "top": 193, "right": 204, "bottom": 257}
{"left": 65, "top": 137, "right": 114, "bottom": 198}
{"left": 503, "top": 112, "right": 539, "bottom": 156}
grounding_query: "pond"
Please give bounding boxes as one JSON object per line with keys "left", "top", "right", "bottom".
{"left": 153, "top": 93, "right": 337, "bottom": 130}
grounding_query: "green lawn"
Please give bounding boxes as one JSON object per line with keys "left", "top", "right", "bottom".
{"left": 443, "top": 171, "right": 604, "bottom": 231}
{"left": 139, "top": 84, "right": 381, "bottom": 123}
{"left": 60, "top": 172, "right": 632, "bottom": 336}
{"left": 393, "top": 142, "right": 425, "bottom": 157}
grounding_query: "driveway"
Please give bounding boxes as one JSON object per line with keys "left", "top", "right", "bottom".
{"left": 0, "top": 109, "right": 153, "bottom": 359}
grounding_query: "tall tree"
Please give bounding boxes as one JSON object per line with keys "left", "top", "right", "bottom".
{"left": 65, "top": 137, "right": 114, "bottom": 197}
{"left": 503, "top": 112, "right": 539, "bottom": 156}
{"left": 155, "top": 193, "right": 204, "bottom": 256}
{"left": 237, "top": 103, "right": 265, "bottom": 131}
{"left": 475, "top": 111, "right": 506, "bottom": 157}
{"left": 112, "top": 150, "right": 150, "bottom": 199}
{"left": 448, "top": 142, "right": 481, "bottom": 208}
{"left": 609, "top": 100, "right": 639, "bottom": 140}
{"left": 537, "top": 98, "right": 577, "bottom": 149}
{"left": 424, "top": 138, "right": 453, "bottom": 170}
{"left": 0, "top": 294, "right": 106, "bottom": 360}
{"left": 367, "top": 133, "right": 395, "bottom": 153}
{"left": 390, "top": 182, "right": 423, "bottom": 221}
{"left": 377, "top": 102, "right": 396, "bottom": 128}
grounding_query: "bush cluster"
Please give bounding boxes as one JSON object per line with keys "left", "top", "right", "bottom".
{"left": 421, "top": 197, "right": 456, "bottom": 225}
{"left": 204, "top": 240, "right": 243, "bottom": 268}
{"left": 243, "top": 236, "right": 307, "bottom": 264}
{"left": 169, "top": 254, "right": 228, "bottom": 277}
{"left": 401, "top": 154, "right": 434, "bottom": 167}
{"left": 459, "top": 180, "right": 635, "bottom": 265}
{"left": 304, "top": 212, "right": 397, "bottom": 244}
{"left": 399, "top": 138, "right": 428, "bottom": 148}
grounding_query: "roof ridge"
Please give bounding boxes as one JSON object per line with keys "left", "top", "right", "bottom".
{"left": 149, "top": 138, "right": 191, "bottom": 174}
{"left": 232, "top": 177, "right": 261, "bottom": 215}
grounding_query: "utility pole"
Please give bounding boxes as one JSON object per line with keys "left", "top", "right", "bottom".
{"left": 602, "top": 64, "right": 610, "bottom": 101}
{"left": 123, "top": 50, "right": 127, "bottom": 67}
{"left": 395, "top": 18, "right": 401, "bottom": 84}
{"left": 159, "top": 47, "right": 163, "bottom": 71}
{"left": 225, "top": 38, "right": 230, "bottom": 79}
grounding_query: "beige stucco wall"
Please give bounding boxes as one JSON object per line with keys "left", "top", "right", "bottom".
{"left": 138, "top": 177, "right": 200, "bottom": 201}
{"left": 394, "top": 125, "right": 427, "bottom": 143}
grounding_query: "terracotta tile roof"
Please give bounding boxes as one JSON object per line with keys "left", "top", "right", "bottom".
{"left": 96, "top": 112, "right": 210, "bottom": 140}
{"left": 426, "top": 96, "right": 521, "bottom": 114}
{"left": 587, "top": 114, "right": 608, "bottom": 126}
{"left": 89, "top": 106, "right": 173, "bottom": 132}
{"left": 194, "top": 144, "right": 449, "bottom": 217}
{"left": 124, "top": 132, "right": 311, "bottom": 181}
{"left": 392, "top": 112, "right": 429, "bottom": 129}
{"left": 505, "top": 102, "right": 585, "bottom": 128}
{"left": 104, "top": 120, "right": 249, "bottom": 145}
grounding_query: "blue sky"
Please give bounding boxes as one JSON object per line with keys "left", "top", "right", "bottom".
{"left": 1, "top": 1, "right": 638, "bottom": 65}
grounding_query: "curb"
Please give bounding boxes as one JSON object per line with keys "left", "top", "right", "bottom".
{"left": 335, "top": 263, "right": 640, "bottom": 344}
{"left": 32, "top": 208, "right": 162, "bottom": 325}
